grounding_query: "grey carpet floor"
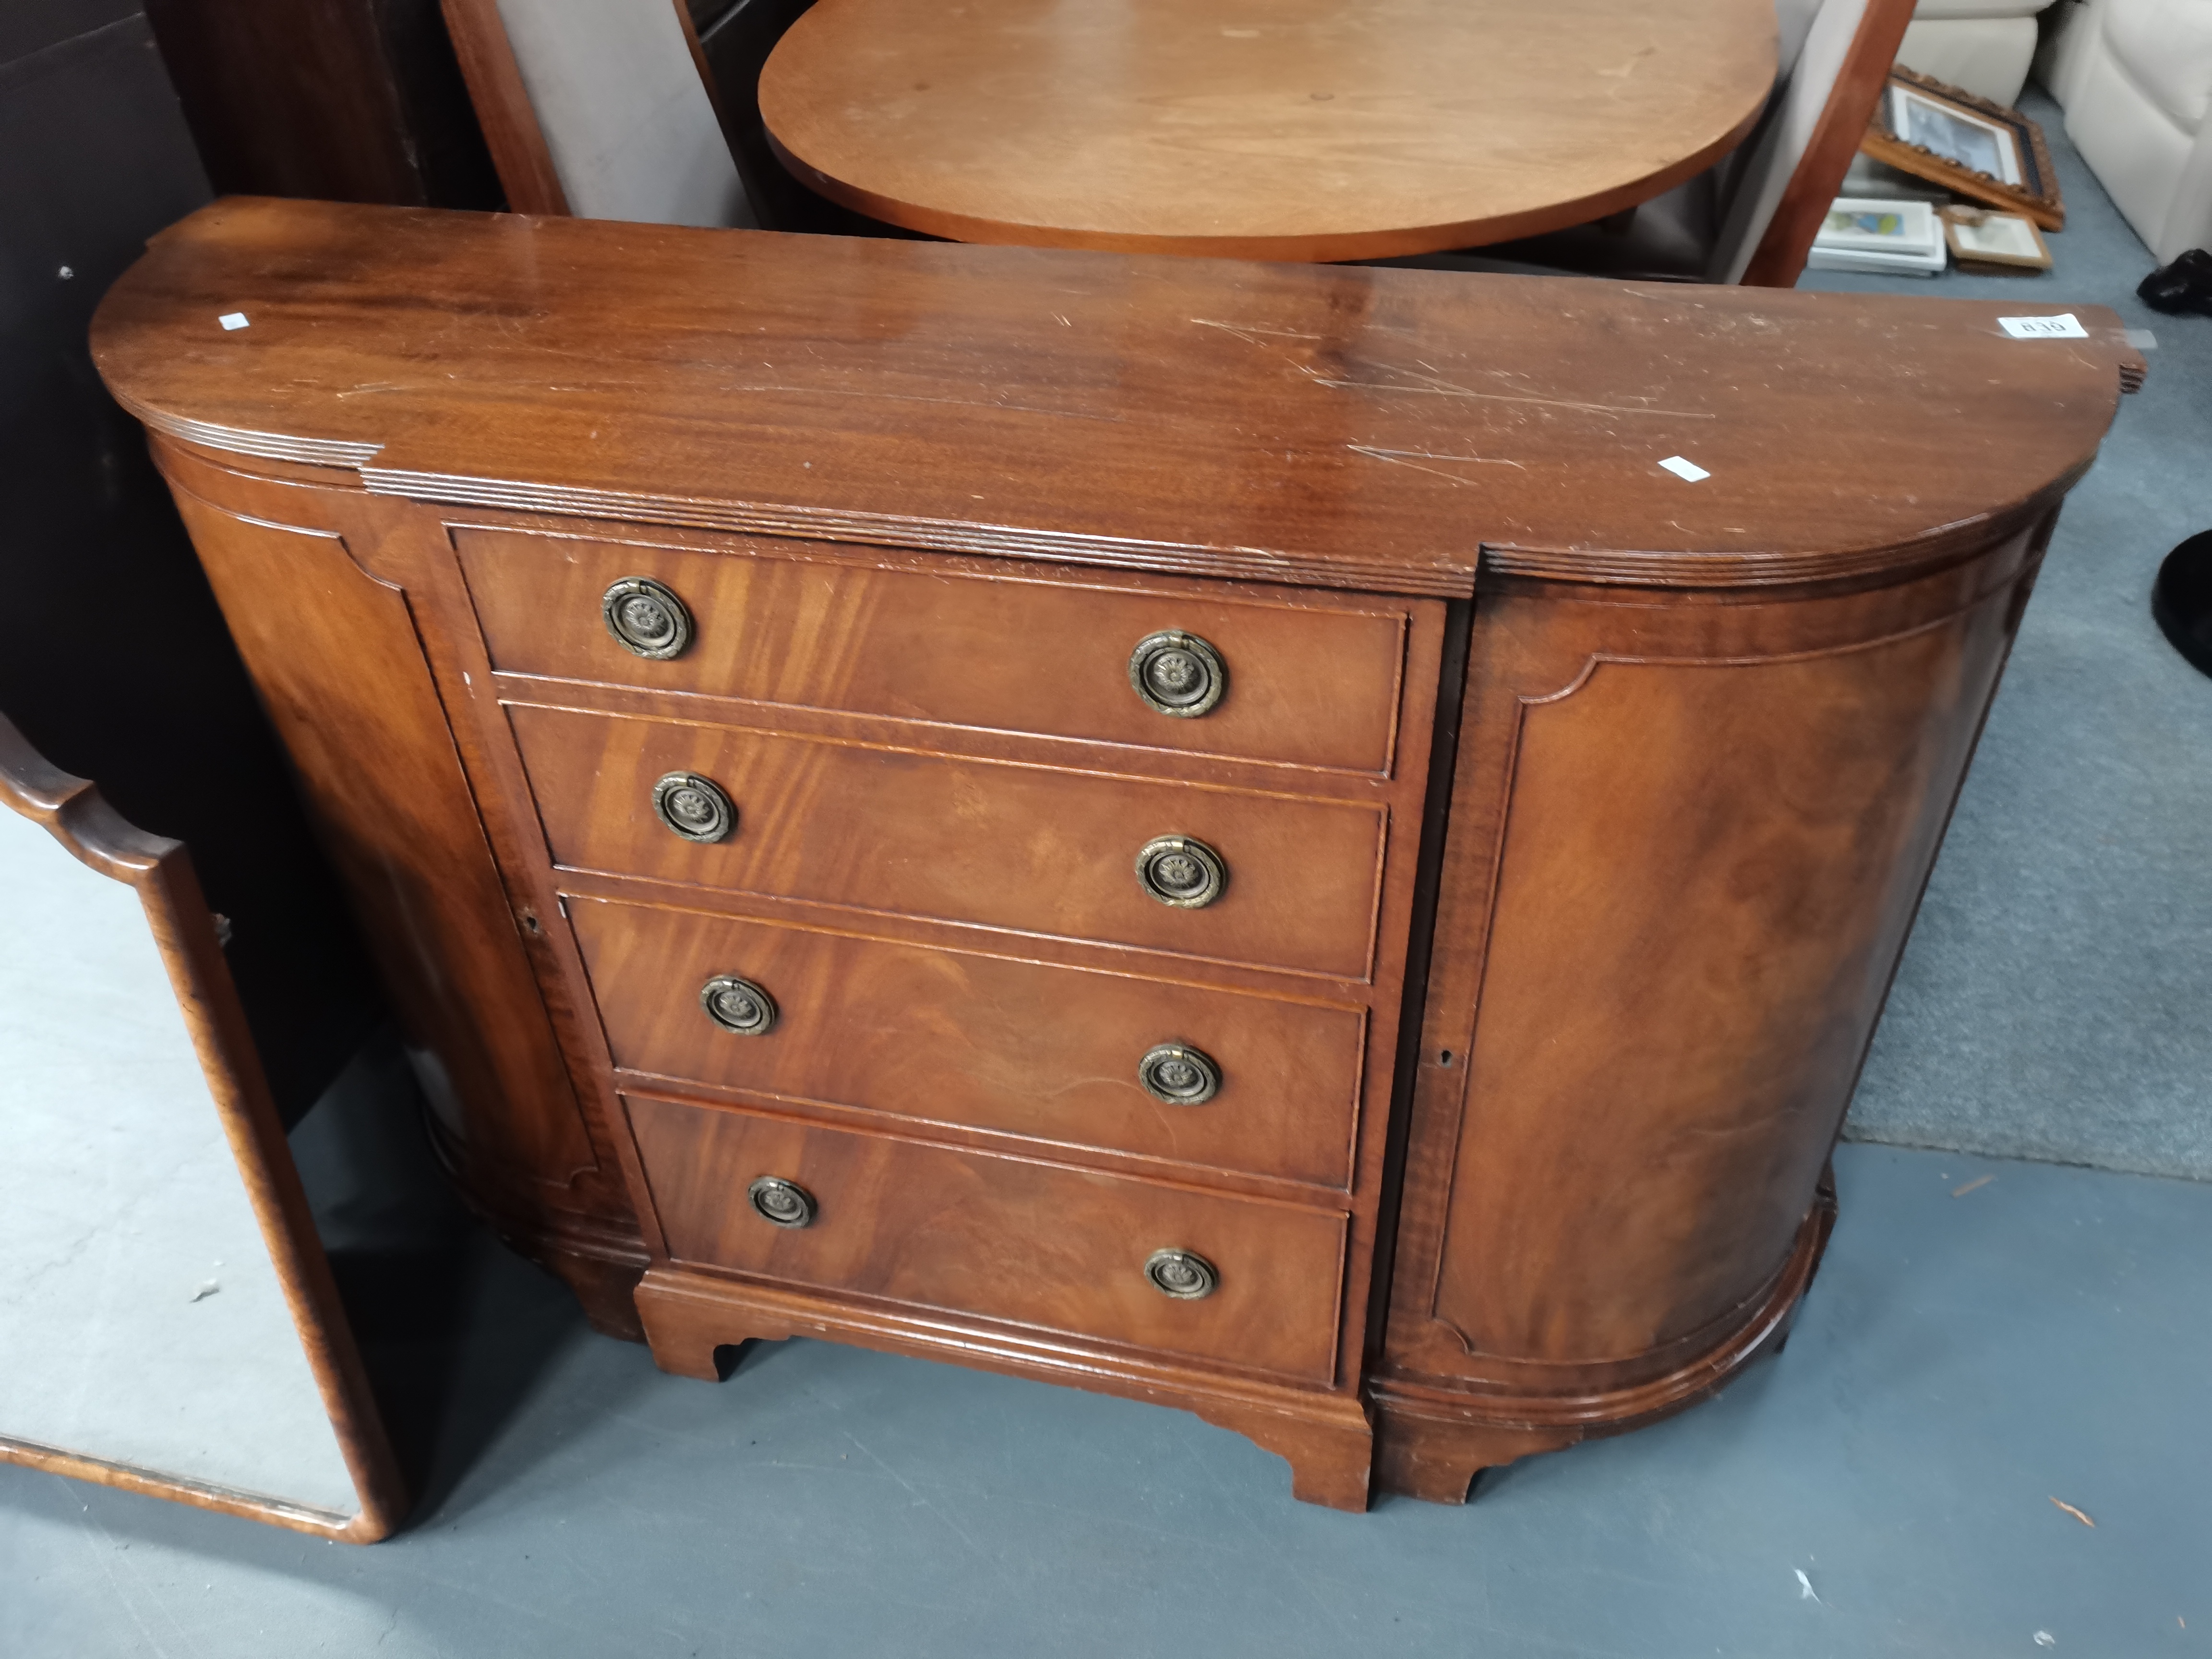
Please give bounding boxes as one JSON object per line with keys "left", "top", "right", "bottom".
{"left": 1808, "top": 90, "right": 2212, "bottom": 1178}
{"left": 9, "top": 1141, "right": 2208, "bottom": 1658}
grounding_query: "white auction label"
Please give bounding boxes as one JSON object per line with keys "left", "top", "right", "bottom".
{"left": 1998, "top": 313, "right": 2086, "bottom": 339}
{"left": 218, "top": 312, "right": 250, "bottom": 330}
{"left": 1658, "top": 455, "right": 1710, "bottom": 482}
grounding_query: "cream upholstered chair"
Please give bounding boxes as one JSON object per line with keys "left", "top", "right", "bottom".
{"left": 2037, "top": 0, "right": 2212, "bottom": 260}
{"left": 1898, "top": 0, "right": 2059, "bottom": 105}
{"left": 1405, "top": 0, "right": 1918, "bottom": 285}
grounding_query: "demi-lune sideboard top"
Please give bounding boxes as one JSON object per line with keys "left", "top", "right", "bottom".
{"left": 93, "top": 199, "right": 2136, "bottom": 1513}
{"left": 96, "top": 198, "right": 2133, "bottom": 592}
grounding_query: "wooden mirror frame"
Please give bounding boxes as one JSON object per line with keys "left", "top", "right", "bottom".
{"left": 0, "top": 716, "right": 405, "bottom": 1542}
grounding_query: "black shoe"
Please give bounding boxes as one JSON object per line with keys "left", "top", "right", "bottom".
{"left": 2138, "top": 248, "right": 2212, "bottom": 315}
{"left": 2152, "top": 530, "right": 2212, "bottom": 677}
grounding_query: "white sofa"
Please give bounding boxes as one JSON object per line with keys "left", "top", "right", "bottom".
{"left": 1899, "top": 0, "right": 2058, "bottom": 104}
{"left": 2037, "top": 0, "right": 2212, "bottom": 260}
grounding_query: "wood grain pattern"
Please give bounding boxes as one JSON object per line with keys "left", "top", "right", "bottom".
{"left": 757, "top": 0, "right": 1776, "bottom": 260}
{"left": 1433, "top": 627, "right": 2006, "bottom": 1361}
{"left": 569, "top": 895, "right": 1367, "bottom": 1188}
{"left": 627, "top": 1092, "right": 1348, "bottom": 1382}
{"left": 90, "top": 200, "right": 2141, "bottom": 599}
{"left": 457, "top": 527, "right": 1412, "bottom": 775}
{"left": 508, "top": 702, "right": 1389, "bottom": 978}
{"left": 0, "top": 716, "right": 405, "bottom": 1542}
{"left": 162, "top": 490, "right": 603, "bottom": 1193}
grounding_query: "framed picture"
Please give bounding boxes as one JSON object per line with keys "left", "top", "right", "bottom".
{"left": 1940, "top": 205, "right": 2054, "bottom": 271}
{"left": 1807, "top": 197, "right": 1946, "bottom": 276}
{"left": 1861, "top": 67, "right": 2063, "bottom": 230}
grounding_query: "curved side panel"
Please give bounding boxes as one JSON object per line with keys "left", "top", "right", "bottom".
{"left": 1434, "top": 612, "right": 2012, "bottom": 1361}
{"left": 1375, "top": 520, "right": 2050, "bottom": 1492}
{"left": 158, "top": 488, "right": 611, "bottom": 1216}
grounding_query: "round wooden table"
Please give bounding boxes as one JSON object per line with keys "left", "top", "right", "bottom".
{"left": 758, "top": 0, "right": 1779, "bottom": 263}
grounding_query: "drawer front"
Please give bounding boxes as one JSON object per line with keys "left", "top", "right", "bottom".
{"left": 513, "top": 704, "right": 1386, "bottom": 978}
{"left": 457, "top": 528, "right": 1409, "bottom": 774}
{"left": 627, "top": 1094, "right": 1347, "bottom": 1382}
{"left": 572, "top": 897, "right": 1365, "bottom": 1187}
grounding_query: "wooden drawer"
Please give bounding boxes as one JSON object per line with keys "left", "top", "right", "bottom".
{"left": 457, "top": 528, "right": 1411, "bottom": 774}
{"left": 626, "top": 1093, "right": 1347, "bottom": 1382}
{"left": 512, "top": 704, "right": 1386, "bottom": 978}
{"left": 571, "top": 897, "right": 1365, "bottom": 1187}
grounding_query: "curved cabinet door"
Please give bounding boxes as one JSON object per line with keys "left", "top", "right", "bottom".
{"left": 1372, "top": 523, "right": 2052, "bottom": 1503}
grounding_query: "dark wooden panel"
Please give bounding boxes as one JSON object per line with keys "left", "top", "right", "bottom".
{"left": 0, "top": 14, "right": 379, "bottom": 1118}
{"left": 626, "top": 1092, "right": 1348, "bottom": 1382}
{"left": 91, "top": 199, "right": 2139, "bottom": 598}
{"left": 510, "top": 703, "right": 1388, "bottom": 978}
{"left": 144, "top": 0, "right": 500, "bottom": 208}
{"left": 569, "top": 896, "right": 1366, "bottom": 1187}
{"left": 457, "top": 528, "right": 1410, "bottom": 775}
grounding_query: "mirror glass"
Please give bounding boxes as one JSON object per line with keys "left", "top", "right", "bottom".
{"left": 0, "top": 803, "right": 360, "bottom": 1519}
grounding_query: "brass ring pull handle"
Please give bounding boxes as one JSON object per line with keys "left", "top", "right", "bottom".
{"left": 700, "top": 974, "right": 778, "bottom": 1036}
{"left": 1134, "top": 835, "right": 1226, "bottom": 908}
{"left": 653, "top": 771, "right": 737, "bottom": 843}
{"left": 1138, "top": 1043, "right": 1220, "bottom": 1105}
{"left": 1144, "top": 1248, "right": 1217, "bottom": 1299}
{"left": 747, "top": 1176, "right": 815, "bottom": 1228}
{"left": 1128, "top": 630, "right": 1226, "bottom": 718}
{"left": 602, "top": 576, "right": 693, "bottom": 659}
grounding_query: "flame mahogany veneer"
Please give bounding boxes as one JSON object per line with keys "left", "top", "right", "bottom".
{"left": 94, "top": 199, "right": 2136, "bottom": 1509}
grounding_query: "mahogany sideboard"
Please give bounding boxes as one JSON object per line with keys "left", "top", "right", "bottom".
{"left": 92, "top": 199, "right": 2137, "bottom": 1511}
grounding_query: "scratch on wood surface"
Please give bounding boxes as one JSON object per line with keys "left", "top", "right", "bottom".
{"left": 721, "top": 383, "right": 1122, "bottom": 423}
{"left": 1951, "top": 1174, "right": 1995, "bottom": 1196}
{"left": 1190, "top": 317, "right": 1327, "bottom": 344}
{"left": 1301, "top": 362, "right": 1716, "bottom": 420}
{"left": 1348, "top": 444, "right": 1528, "bottom": 485}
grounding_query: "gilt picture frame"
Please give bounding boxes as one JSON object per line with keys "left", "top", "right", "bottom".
{"left": 1861, "top": 67, "right": 2064, "bottom": 230}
